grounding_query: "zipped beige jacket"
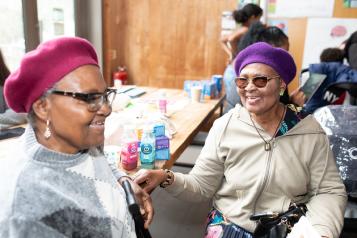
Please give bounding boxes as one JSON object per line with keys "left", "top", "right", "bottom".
{"left": 166, "top": 105, "right": 347, "bottom": 238}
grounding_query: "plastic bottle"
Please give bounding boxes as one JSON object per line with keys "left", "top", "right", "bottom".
{"left": 140, "top": 126, "right": 156, "bottom": 169}
{"left": 120, "top": 125, "right": 139, "bottom": 171}
{"left": 158, "top": 92, "right": 167, "bottom": 114}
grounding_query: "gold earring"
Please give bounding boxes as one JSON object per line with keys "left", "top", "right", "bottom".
{"left": 44, "top": 120, "right": 51, "bottom": 139}
{"left": 279, "top": 89, "right": 285, "bottom": 96}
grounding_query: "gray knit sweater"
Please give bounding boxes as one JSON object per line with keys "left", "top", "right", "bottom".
{"left": 0, "top": 126, "right": 136, "bottom": 237}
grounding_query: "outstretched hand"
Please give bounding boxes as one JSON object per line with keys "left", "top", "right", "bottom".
{"left": 133, "top": 169, "right": 167, "bottom": 194}
{"left": 119, "top": 177, "right": 154, "bottom": 229}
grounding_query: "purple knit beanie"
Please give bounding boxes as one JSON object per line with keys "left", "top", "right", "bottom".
{"left": 234, "top": 42, "right": 296, "bottom": 85}
{"left": 4, "top": 36, "right": 99, "bottom": 113}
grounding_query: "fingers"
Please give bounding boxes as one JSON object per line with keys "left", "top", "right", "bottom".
{"left": 143, "top": 195, "right": 154, "bottom": 229}
{"left": 129, "top": 180, "right": 154, "bottom": 228}
{"left": 133, "top": 170, "right": 149, "bottom": 185}
{"left": 142, "top": 181, "right": 157, "bottom": 194}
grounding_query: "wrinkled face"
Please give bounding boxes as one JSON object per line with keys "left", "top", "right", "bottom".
{"left": 237, "top": 63, "right": 285, "bottom": 116}
{"left": 46, "top": 65, "right": 111, "bottom": 153}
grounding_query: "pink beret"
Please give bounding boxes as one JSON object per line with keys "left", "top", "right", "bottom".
{"left": 4, "top": 36, "right": 99, "bottom": 113}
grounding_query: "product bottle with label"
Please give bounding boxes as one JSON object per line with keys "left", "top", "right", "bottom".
{"left": 158, "top": 91, "right": 167, "bottom": 114}
{"left": 140, "top": 126, "right": 156, "bottom": 169}
{"left": 120, "top": 125, "right": 139, "bottom": 171}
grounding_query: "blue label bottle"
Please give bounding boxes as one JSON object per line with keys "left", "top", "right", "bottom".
{"left": 140, "top": 126, "right": 155, "bottom": 169}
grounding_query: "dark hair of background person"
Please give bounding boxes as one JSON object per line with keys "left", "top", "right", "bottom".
{"left": 238, "top": 22, "right": 288, "bottom": 52}
{"left": 0, "top": 50, "right": 10, "bottom": 87}
{"left": 232, "top": 3, "right": 263, "bottom": 24}
{"left": 320, "top": 47, "right": 344, "bottom": 63}
{"left": 344, "top": 30, "right": 357, "bottom": 69}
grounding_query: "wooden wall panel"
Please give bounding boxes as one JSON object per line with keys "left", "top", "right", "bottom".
{"left": 103, "top": 0, "right": 236, "bottom": 88}
{"left": 286, "top": 18, "right": 307, "bottom": 91}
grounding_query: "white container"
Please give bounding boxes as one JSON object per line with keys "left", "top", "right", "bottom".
{"left": 191, "top": 86, "right": 202, "bottom": 102}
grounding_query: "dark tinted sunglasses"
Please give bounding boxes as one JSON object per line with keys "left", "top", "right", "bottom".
{"left": 235, "top": 75, "right": 280, "bottom": 89}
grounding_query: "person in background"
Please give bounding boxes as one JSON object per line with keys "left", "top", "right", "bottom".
{"left": 220, "top": 3, "right": 263, "bottom": 63}
{"left": 320, "top": 47, "right": 344, "bottom": 63}
{"left": 0, "top": 50, "right": 27, "bottom": 129}
{"left": 319, "top": 47, "right": 346, "bottom": 105}
{"left": 135, "top": 43, "right": 346, "bottom": 238}
{"left": 221, "top": 3, "right": 263, "bottom": 113}
{"left": 344, "top": 30, "right": 357, "bottom": 69}
{"left": 303, "top": 41, "right": 357, "bottom": 114}
{"left": 0, "top": 37, "right": 153, "bottom": 237}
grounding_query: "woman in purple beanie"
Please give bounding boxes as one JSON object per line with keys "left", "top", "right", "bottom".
{"left": 0, "top": 37, "right": 153, "bottom": 237}
{"left": 134, "top": 42, "right": 346, "bottom": 238}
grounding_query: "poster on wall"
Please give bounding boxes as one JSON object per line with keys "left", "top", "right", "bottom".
{"left": 268, "top": 0, "right": 334, "bottom": 17}
{"left": 221, "top": 11, "right": 236, "bottom": 37}
{"left": 344, "top": 0, "right": 357, "bottom": 8}
{"left": 302, "top": 18, "right": 357, "bottom": 69}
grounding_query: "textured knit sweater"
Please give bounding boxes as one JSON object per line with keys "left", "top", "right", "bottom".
{"left": 0, "top": 126, "right": 136, "bottom": 238}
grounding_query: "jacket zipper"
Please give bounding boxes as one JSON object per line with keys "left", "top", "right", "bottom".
{"left": 253, "top": 140, "right": 274, "bottom": 213}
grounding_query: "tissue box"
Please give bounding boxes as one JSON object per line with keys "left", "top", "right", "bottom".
{"left": 156, "top": 148, "right": 170, "bottom": 160}
{"left": 155, "top": 136, "right": 169, "bottom": 149}
{"left": 153, "top": 123, "right": 165, "bottom": 137}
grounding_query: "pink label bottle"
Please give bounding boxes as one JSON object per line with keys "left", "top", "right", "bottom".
{"left": 120, "top": 126, "right": 138, "bottom": 170}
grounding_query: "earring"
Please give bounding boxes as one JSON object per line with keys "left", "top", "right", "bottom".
{"left": 279, "top": 89, "right": 285, "bottom": 96}
{"left": 44, "top": 120, "right": 51, "bottom": 139}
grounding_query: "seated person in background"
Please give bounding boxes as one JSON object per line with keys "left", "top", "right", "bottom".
{"left": 320, "top": 47, "right": 344, "bottom": 63}
{"left": 135, "top": 43, "right": 347, "bottom": 238}
{"left": 320, "top": 47, "right": 346, "bottom": 105}
{"left": 0, "top": 37, "right": 153, "bottom": 237}
{"left": 0, "top": 50, "right": 27, "bottom": 129}
{"left": 303, "top": 44, "right": 357, "bottom": 114}
{"left": 344, "top": 30, "right": 357, "bottom": 70}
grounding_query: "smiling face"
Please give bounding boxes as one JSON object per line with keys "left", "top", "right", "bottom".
{"left": 40, "top": 65, "right": 111, "bottom": 153}
{"left": 237, "top": 63, "right": 285, "bottom": 116}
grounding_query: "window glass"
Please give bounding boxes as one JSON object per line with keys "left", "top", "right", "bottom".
{"left": 37, "top": 0, "right": 75, "bottom": 42}
{"left": 0, "top": 1, "right": 25, "bottom": 71}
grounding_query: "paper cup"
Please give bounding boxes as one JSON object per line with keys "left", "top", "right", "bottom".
{"left": 191, "top": 87, "right": 202, "bottom": 102}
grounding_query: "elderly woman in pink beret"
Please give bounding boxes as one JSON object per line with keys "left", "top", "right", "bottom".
{"left": 135, "top": 42, "right": 346, "bottom": 238}
{"left": 0, "top": 37, "right": 153, "bottom": 237}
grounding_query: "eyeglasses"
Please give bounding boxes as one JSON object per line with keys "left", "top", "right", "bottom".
{"left": 235, "top": 75, "right": 280, "bottom": 89}
{"left": 50, "top": 88, "right": 117, "bottom": 112}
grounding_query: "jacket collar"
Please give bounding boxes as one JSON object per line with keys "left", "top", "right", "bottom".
{"left": 232, "top": 104, "right": 326, "bottom": 136}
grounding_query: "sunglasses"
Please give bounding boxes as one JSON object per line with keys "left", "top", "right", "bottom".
{"left": 235, "top": 75, "right": 280, "bottom": 89}
{"left": 50, "top": 88, "right": 117, "bottom": 112}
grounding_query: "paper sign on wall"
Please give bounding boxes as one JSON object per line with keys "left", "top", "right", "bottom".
{"left": 302, "top": 18, "right": 357, "bottom": 69}
{"left": 268, "top": 0, "right": 334, "bottom": 17}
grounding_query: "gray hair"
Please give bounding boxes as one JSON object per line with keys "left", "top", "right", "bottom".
{"left": 27, "top": 85, "right": 57, "bottom": 128}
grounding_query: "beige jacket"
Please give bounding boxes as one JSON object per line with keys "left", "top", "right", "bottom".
{"left": 166, "top": 105, "right": 347, "bottom": 238}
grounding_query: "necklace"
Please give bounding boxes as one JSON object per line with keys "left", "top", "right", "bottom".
{"left": 250, "top": 106, "right": 286, "bottom": 151}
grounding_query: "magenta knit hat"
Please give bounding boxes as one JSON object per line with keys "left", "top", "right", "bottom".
{"left": 4, "top": 36, "right": 99, "bottom": 113}
{"left": 234, "top": 42, "right": 296, "bottom": 85}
